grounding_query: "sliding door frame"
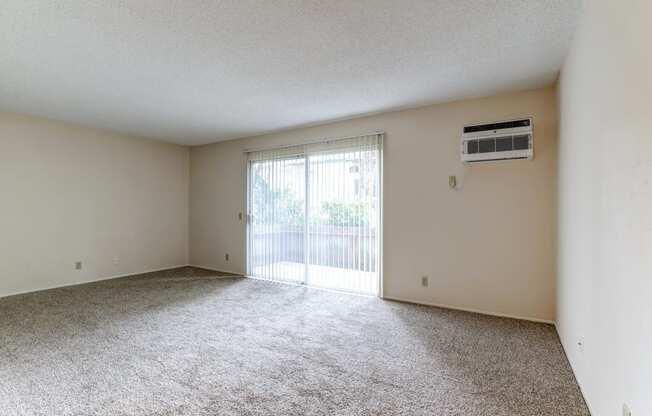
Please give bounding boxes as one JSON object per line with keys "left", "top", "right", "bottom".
{"left": 244, "top": 132, "right": 384, "bottom": 297}
{"left": 377, "top": 134, "right": 384, "bottom": 298}
{"left": 245, "top": 155, "right": 252, "bottom": 277}
{"left": 303, "top": 155, "right": 310, "bottom": 286}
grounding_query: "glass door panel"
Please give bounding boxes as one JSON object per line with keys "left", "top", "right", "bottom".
{"left": 306, "top": 149, "right": 380, "bottom": 295}
{"left": 248, "top": 156, "right": 306, "bottom": 284}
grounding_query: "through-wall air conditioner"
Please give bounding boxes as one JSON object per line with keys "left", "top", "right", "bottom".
{"left": 461, "top": 118, "right": 533, "bottom": 163}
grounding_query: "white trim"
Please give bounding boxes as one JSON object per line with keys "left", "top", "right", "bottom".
{"left": 244, "top": 153, "right": 252, "bottom": 276}
{"left": 382, "top": 295, "right": 555, "bottom": 324}
{"left": 0, "top": 264, "right": 188, "bottom": 300}
{"left": 377, "top": 135, "right": 384, "bottom": 298}
{"left": 303, "top": 154, "right": 310, "bottom": 285}
{"left": 187, "top": 264, "right": 243, "bottom": 276}
{"left": 554, "top": 323, "right": 594, "bottom": 416}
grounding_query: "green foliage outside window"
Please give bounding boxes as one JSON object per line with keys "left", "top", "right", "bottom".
{"left": 252, "top": 173, "right": 371, "bottom": 227}
{"left": 316, "top": 201, "right": 369, "bottom": 226}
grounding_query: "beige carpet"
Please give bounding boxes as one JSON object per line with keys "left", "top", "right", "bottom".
{"left": 0, "top": 267, "right": 589, "bottom": 415}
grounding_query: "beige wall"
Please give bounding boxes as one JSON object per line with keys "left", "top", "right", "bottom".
{"left": 1, "top": 88, "right": 560, "bottom": 322}
{"left": 557, "top": 0, "right": 652, "bottom": 415}
{"left": 0, "top": 113, "right": 189, "bottom": 297}
{"left": 190, "top": 86, "right": 558, "bottom": 322}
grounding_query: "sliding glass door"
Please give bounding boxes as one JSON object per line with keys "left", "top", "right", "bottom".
{"left": 247, "top": 134, "right": 382, "bottom": 296}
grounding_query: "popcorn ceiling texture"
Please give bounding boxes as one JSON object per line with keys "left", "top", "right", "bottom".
{"left": 0, "top": 0, "right": 580, "bottom": 144}
{"left": 0, "top": 267, "right": 589, "bottom": 415}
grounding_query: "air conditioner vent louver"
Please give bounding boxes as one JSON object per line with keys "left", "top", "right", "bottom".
{"left": 461, "top": 119, "right": 533, "bottom": 163}
{"left": 513, "top": 134, "right": 530, "bottom": 150}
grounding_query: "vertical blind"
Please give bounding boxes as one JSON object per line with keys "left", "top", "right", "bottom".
{"left": 246, "top": 133, "right": 382, "bottom": 296}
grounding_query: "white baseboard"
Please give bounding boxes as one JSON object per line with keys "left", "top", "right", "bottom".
{"left": 554, "top": 323, "right": 594, "bottom": 416}
{"left": 382, "top": 295, "right": 555, "bottom": 324}
{"left": 0, "top": 264, "right": 188, "bottom": 300}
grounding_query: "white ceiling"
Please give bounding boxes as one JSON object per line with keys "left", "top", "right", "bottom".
{"left": 1, "top": 1, "right": 581, "bottom": 145}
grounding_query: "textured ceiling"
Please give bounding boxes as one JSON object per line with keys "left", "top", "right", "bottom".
{"left": 0, "top": 1, "right": 581, "bottom": 145}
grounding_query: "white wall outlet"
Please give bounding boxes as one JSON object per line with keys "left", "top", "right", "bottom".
{"left": 577, "top": 337, "right": 585, "bottom": 354}
{"left": 225, "top": 253, "right": 230, "bottom": 261}
{"left": 75, "top": 261, "right": 82, "bottom": 270}
{"left": 112, "top": 256, "right": 120, "bottom": 265}
{"left": 421, "top": 276, "right": 429, "bottom": 287}
{"left": 623, "top": 403, "right": 631, "bottom": 416}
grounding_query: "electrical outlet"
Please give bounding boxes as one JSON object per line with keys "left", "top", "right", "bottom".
{"left": 577, "top": 337, "right": 585, "bottom": 354}
{"left": 225, "top": 253, "right": 230, "bottom": 261}
{"left": 238, "top": 212, "right": 243, "bottom": 221}
{"left": 112, "top": 256, "right": 120, "bottom": 265}
{"left": 75, "top": 261, "right": 82, "bottom": 270}
{"left": 623, "top": 403, "right": 631, "bottom": 416}
{"left": 421, "top": 276, "right": 429, "bottom": 287}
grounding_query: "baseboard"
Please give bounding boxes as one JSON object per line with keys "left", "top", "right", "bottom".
{"left": 0, "top": 264, "right": 188, "bottom": 300}
{"left": 382, "top": 295, "right": 555, "bottom": 324}
{"left": 554, "top": 323, "right": 594, "bottom": 416}
{"left": 187, "top": 264, "right": 243, "bottom": 276}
